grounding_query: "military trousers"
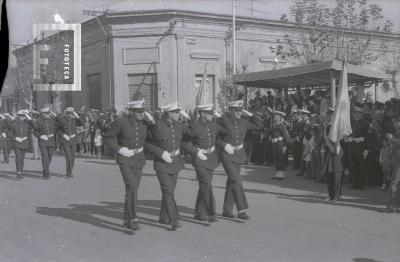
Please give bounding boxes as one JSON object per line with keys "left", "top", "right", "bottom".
{"left": 157, "top": 172, "right": 179, "bottom": 224}
{"left": 62, "top": 142, "right": 76, "bottom": 176}
{"left": 39, "top": 144, "right": 55, "bottom": 177}
{"left": 118, "top": 165, "right": 143, "bottom": 222}
{"left": 221, "top": 160, "right": 249, "bottom": 213}
{"left": 14, "top": 148, "right": 26, "bottom": 172}
{"left": 194, "top": 166, "right": 216, "bottom": 218}
{"left": 0, "top": 139, "right": 9, "bottom": 163}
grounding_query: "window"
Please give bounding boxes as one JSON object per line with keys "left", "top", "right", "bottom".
{"left": 128, "top": 73, "right": 158, "bottom": 110}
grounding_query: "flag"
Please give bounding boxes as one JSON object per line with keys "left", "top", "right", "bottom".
{"left": 328, "top": 60, "right": 352, "bottom": 143}
{"left": 196, "top": 63, "right": 208, "bottom": 106}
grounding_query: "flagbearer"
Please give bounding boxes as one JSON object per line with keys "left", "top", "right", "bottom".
{"left": 56, "top": 107, "right": 83, "bottom": 177}
{"left": 145, "top": 102, "right": 196, "bottom": 231}
{"left": 6, "top": 110, "right": 34, "bottom": 178}
{"left": 218, "top": 100, "right": 263, "bottom": 219}
{"left": 33, "top": 107, "right": 57, "bottom": 179}
{"left": 0, "top": 113, "right": 9, "bottom": 163}
{"left": 270, "top": 111, "right": 290, "bottom": 180}
{"left": 104, "top": 100, "right": 154, "bottom": 232}
{"left": 323, "top": 107, "right": 345, "bottom": 201}
{"left": 186, "top": 103, "right": 228, "bottom": 222}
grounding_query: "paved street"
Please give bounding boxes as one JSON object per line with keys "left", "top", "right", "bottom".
{"left": 0, "top": 155, "right": 399, "bottom": 262}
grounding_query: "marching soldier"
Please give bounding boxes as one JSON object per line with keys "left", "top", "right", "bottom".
{"left": 145, "top": 102, "right": 196, "bottom": 231}
{"left": 32, "top": 107, "right": 57, "bottom": 179}
{"left": 103, "top": 100, "right": 154, "bottom": 232}
{"left": 270, "top": 111, "right": 291, "bottom": 180}
{"left": 0, "top": 113, "right": 9, "bottom": 163}
{"left": 186, "top": 103, "right": 228, "bottom": 222}
{"left": 6, "top": 110, "right": 34, "bottom": 178}
{"left": 218, "top": 100, "right": 263, "bottom": 220}
{"left": 56, "top": 107, "right": 83, "bottom": 177}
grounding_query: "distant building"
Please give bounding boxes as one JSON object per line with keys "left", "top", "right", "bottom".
{"left": 12, "top": 9, "right": 400, "bottom": 112}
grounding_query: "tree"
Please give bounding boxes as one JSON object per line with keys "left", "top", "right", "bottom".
{"left": 270, "top": 0, "right": 392, "bottom": 65}
{"left": 379, "top": 20, "right": 400, "bottom": 97}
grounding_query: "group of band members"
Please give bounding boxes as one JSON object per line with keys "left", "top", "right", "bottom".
{"left": 0, "top": 107, "right": 82, "bottom": 179}
{"left": 102, "top": 99, "right": 264, "bottom": 232}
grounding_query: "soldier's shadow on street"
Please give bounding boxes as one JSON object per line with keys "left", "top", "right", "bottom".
{"left": 353, "top": 258, "right": 383, "bottom": 262}
{"left": 0, "top": 170, "right": 66, "bottom": 179}
{"left": 36, "top": 200, "right": 211, "bottom": 233}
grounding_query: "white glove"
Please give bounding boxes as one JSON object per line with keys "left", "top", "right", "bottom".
{"left": 224, "top": 144, "right": 234, "bottom": 155}
{"left": 118, "top": 147, "right": 133, "bottom": 157}
{"left": 386, "top": 133, "right": 393, "bottom": 140}
{"left": 144, "top": 111, "right": 155, "bottom": 124}
{"left": 197, "top": 149, "right": 208, "bottom": 161}
{"left": 161, "top": 151, "right": 173, "bottom": 163}
{"left": 15, "top": 137, "right": 23, "bottom": 143}
{"left": 25, "top": 113, "right": 32, "bottom": 121}
{"left": 50, "top": 111, "right": 57, "bottom": 117}
{"left": 40, "top": 135, "right": 49, "bottom": 141}
{"left": 242, "top": 109, "right": 253, "bottom": 117}
{"left": 73, "top": 111, "right": 80, "bottom": 119}
{"left": 362, "top": 150, "right": 369, "bottom": 159}
{"left": 179, "top": 110, "right": 191, "bottom": 120}
{"left": 213, "top": 111, "right": 222, "bottom": 118}
{"left": 1, "top": 132, "right": 6, "bottom": 138}
{"left": 63, "top": 134, "right": 70, "bottom": 141}
{"left": 282, "top": 146, "right": 287, "bottom": 154}
{"left": 0, "top": 114, "right": 5, "bottom": 120}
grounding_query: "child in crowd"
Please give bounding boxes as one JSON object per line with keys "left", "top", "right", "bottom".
{"left": 94, "top": 128, "right": 103, "bottom": 159}
{"left": 379, "top": 136, "right": 395, "bottom": 190}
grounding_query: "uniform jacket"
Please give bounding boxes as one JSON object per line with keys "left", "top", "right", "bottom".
{"left": 186, "top": 118, "right": 228, "bottom": 170}
{"left": 350, "top": 118, "right": 370, "bottom": 153}
{"left": 56, "top": 114, "right": 84, "bottom": 145}
{"left": 145, "top": 118, "right": 195, "bottom": 174}
{"left": 6, "top": 119, "right": 34, "bottom": 149}
{"left": 218, "top": 114, "right": 263, "bottom": 164}
{"left": 32, "top": 117, "right": 57, "bottom": 147}
{"left": 103, "top": 114, "right": 148, "bottom": 168}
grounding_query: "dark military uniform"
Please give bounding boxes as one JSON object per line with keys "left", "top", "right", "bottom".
{"left": 186, "top": 118, "right": 227, "bottom": 220}
{"left": 218, "top": 114, "right": 262, "bottom": 215}
{"left": 32, "top": 116, "right": 56, "bottom": 178}
{"left": 56, "top": 114, "right": 83, "bottom": 177}
{"left": 271, "top": 120, "right": 290, "bottom": 177}
{"left": 290, "top": 119, "right": 303, "bottom": 170}
{"left": 0, "top": 118, "right": 9, "bottom": 163}
{"left": 145, "top": 118, "right": 195, "bottom": 226}
{"left": 103, "top": 114, "right": 148, "bottom": 226}
{"left": 6, "top": 118, "right": 33, "bottom": 175}
{"left": 349, "top": 118, "right": 370, "bottom": 190}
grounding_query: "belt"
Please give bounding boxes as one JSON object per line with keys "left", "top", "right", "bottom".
{"left": 272, "top": 137, "right": 283, "bottom": 143}
{"left": 128, "top": 147, "right": 143, "bottom": 155}
{"left": 351, "top": 137, "right": 365, "bottom": 143}
{"left": 47, "top": 134, "right": 54, "bottom": 137}
{"left": 170, "top": 149, "right": 180, "bottom": 157}
{"left": 233, "top": 144, "right": 243, "bottom": 150}
{"left": 198, "top": 146, "right": 215, "bottom": 154}
{"left": 17, "top": 136, "right": 27, "bottom": 141}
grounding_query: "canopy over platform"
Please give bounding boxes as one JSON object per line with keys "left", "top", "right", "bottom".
{"left": 233, "top": 60, "right": 390, "bottom": 89}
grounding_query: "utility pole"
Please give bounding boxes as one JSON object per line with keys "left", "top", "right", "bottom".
{"left": 232, "top": 0, "right": 237, "bottom": 75}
